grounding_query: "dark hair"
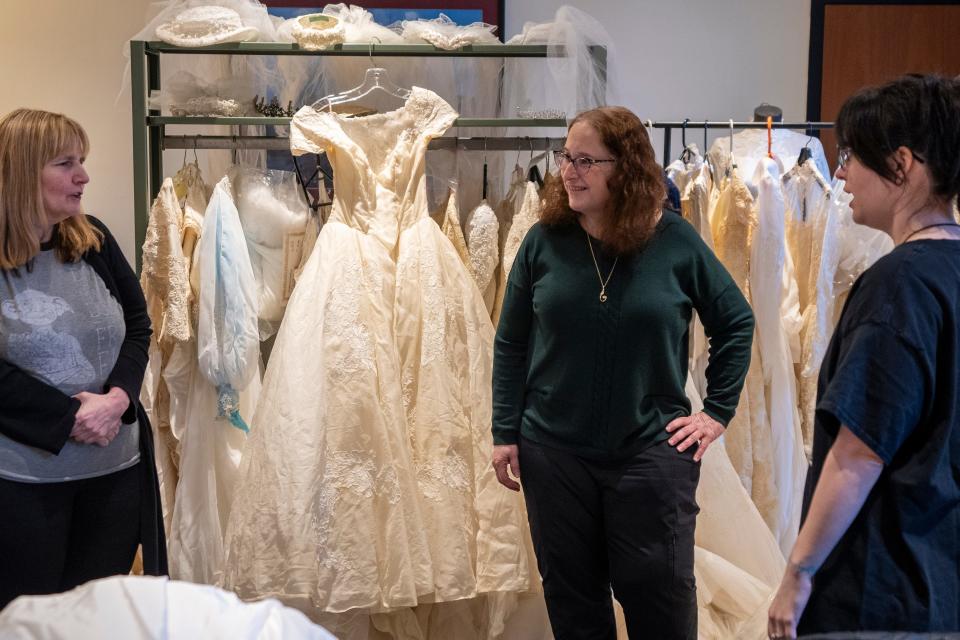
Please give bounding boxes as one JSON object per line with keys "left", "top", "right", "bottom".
{"left": 836, "top": 74, "right": 960, "bottom": 201}
{"left": 540, "top": 106, "right": 665, "bottom": 254}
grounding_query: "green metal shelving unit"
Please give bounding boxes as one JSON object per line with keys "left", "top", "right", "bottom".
{"left": 129, "top": 40, "right": 605, "bottom": 269}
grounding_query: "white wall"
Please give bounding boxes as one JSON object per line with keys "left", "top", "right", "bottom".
{"left": 0, "top": 0, "right": 154, "bottom": 262}
{"left": 506, "top": 0, "right": 812, "bottom": 164}
{"left": 1, "top": 0, "right": 811, "bottom": 260}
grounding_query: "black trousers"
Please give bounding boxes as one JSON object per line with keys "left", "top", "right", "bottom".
{"left": 520, "top": 437, "right": 700, "bottom": 640}
{"left": 0, "top": 463, "right": 141, "bottom": 610}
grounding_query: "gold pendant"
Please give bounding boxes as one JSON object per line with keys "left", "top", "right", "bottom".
{"left": 599, "top": 290, "right": 608, "bottom": 303}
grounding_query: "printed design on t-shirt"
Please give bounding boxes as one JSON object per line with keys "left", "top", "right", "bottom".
{"left": 0, "top": 289, "right": 96, "bottom": 386}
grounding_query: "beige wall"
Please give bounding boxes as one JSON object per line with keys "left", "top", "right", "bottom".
{"left": 1, "top": 0, "right": 811, "bottom": 261}
{"left": 0, "top": 0, "right": 153, "bottom": 262}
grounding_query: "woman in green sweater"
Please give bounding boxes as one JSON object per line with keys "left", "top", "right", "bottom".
{"left": 492, "top": 106, "right": 754, "bottom": 639}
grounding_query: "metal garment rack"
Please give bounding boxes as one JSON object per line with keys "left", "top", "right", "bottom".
{"left": 653, "top": 121, "right": 834, "bottom": 166}
{"left": 130, "top": 40, "right": 607, "bottom": 269}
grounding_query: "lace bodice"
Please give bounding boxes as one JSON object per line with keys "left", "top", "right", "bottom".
{"left": 290, "top": 87, "right": 457, "bottom": 251}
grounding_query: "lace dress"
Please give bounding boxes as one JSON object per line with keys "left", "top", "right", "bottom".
{"left": 221, "top": 87, "right": 535, "bottom": 618}
{"left": 464, "top": 200, "right": 499, "bottom": 314}
{"left": 139, "top": 177, "right": 191, "bottom": 532}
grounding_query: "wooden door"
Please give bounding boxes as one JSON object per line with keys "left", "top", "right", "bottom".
{"left": 808, "top": 2, "right": 960, "bottom": 174}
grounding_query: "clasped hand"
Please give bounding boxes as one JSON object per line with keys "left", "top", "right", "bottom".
{"left": 70, "top": 388, "right": 129, "bottom": 447}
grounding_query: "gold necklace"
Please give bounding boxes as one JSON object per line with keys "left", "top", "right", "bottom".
{"left": 585, "top": 231, "right": 618, "bottom": 303}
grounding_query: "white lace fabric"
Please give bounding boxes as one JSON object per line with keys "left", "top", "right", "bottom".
{"left": 400, "top": 13, "right": 498, "bottom": 50}
{"left": 464, "top": 200, "right": 500, "bottom": 313}
{"left": 289, "top": 14, "right": 346, "bottom": 51}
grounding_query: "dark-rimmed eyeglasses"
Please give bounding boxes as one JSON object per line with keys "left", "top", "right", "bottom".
{"left": 553, "top": 150, "right": 616, "bottom": 175}
{"left": 838, "top": 146, "right": 925, "bottom": 170}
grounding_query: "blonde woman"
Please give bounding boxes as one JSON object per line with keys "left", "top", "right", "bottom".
{"left": 0, "top": 108, "right": 165, "bottom": 608}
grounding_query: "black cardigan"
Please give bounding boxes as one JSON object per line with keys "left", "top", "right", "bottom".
{"left": 0, "top": 215, "right": 167, "bottom": 575}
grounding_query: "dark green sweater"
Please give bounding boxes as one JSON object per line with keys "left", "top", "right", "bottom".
{"left": 492, "top": 211, "right": 754, "bottom": 459}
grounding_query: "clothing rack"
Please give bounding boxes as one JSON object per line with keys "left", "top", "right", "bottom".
{"left": 652, "top": 121, "right": 834, "bottom": 166}
{"left": 130, "top": 40, "right": 606, "bottom": 270}
{"left": 163, "top": 134, "right": 566, "bottom": 152}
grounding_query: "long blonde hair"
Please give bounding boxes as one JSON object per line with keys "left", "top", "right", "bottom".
{"left": 0, "top": 108, "right": 102, "bottom": 269}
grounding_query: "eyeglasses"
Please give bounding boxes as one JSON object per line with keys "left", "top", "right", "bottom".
{"left": 837, "top": 147, "right": 852, "bottom": 169}
{"left": 553, "top": 150, "right": 616, "bottom": 175}
{"left": 837, "top": 146, "right": 925, "bottom": 170}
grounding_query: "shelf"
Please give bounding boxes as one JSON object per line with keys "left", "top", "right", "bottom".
{"left": 148, "top": 116, "right": 568, "bottom": 128}
{"left": 142, "top": 41, "right": 554, "bottom": 57}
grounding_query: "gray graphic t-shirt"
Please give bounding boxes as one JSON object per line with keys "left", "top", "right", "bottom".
{"left": 0, "top": 249, "right": 140, "bottom": 482}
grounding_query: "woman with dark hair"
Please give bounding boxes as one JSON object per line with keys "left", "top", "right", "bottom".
{"left": 768, "top": 74, "right": 960, "bottom": 639}
{"left": 0, "top": 108, "right": 166, "bottom": 609}
{"left": 491, "top": 106, "right": 755, "bottom": 639}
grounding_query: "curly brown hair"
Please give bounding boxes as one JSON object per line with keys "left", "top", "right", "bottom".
{"left": 540, "top": 106, "right": 665, "bottom": 255}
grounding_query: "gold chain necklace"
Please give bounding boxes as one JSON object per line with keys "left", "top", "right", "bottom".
{"left": 585, "top": 231, "right": 618, "bottom": 303}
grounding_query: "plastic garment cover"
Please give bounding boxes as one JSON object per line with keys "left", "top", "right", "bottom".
{"left": 232, "top": 166, "right": 310, "bottom": 330}
{"left": 400, "top": 13, "right": 499, "bottom": 49}
{"left": 749, "top": 158, "right": 807, "bottom": 556}
{"left": 122, "top": 0, "right": 280, "bottom": 96}
{"left": 0, "top": 576, "right": 335, "bottom": 640}
{"left": 167, "top": 172, "right": 262, "bottom": 588}
{"left": 149, "top": 70, "right": 253, "bottom": 117}
{"left": 196, "top": 176, "right": 260, "bottom": 432}
{"left": 707, "top": 129, "right": 830, "bottom": 197}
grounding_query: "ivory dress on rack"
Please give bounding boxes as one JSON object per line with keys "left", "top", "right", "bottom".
{"left": 167, "top": 176, "right": 262, "bottom": 586}
{"left": 749, "top": 158, "right": 806, "bottom": 555}
{"left": 221, "top": 87, "right": 536, "bottom": 629}
{"left": 491, "top": 180, "right": 541, "bottom": 326}
{"left": 709, "top": 170, "right": 779, "bottom": 536}
{"left": 782, "top": 161, "right": 835, "bottom": 455}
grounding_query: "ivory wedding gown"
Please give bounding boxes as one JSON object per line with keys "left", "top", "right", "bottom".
{"left": 221, "top": 88, "right": 535, "bottom": 622}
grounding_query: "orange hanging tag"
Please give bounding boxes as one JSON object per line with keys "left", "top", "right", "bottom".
{"left": 767, "top": 116, "right": 773, "bottom": 158}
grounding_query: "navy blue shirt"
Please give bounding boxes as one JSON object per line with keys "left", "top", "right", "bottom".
{"left": 799, "top": 239, "right": 960, "bottom": 633}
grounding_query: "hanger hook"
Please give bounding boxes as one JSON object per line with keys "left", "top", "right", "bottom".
{"left": 193, "top": 135, "right": 199, "bottom": 165}
{"left": 703, "top": 120, "right": 708, "bottom": 155}
{"left": 369, "top": 36, "right": 381, "bottom": 67}
{"left": 515, "top": 138, "right": 522, "bottom": 167}
{"left": 545, "top": 137, "right": 551, "bottom": 172}
{"left": 682, "top": 118, "right": 689, "bottom": 148}
{"left": 729, "top": 119, "right": 734, "bottom": 154}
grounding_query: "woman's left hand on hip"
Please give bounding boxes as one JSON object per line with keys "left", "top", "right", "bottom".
{"left": 665, "top": 411, "right": 723, "bottom": 462}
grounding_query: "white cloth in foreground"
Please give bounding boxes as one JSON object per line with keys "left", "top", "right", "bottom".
{"left": 0, "top": 576, "right": 334, "bottom": 640}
